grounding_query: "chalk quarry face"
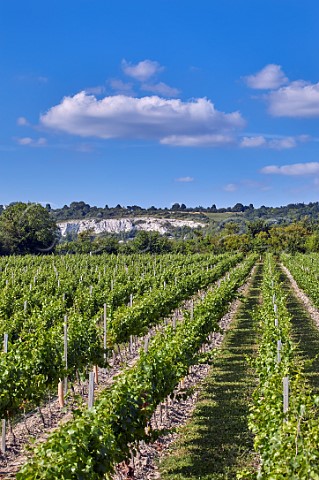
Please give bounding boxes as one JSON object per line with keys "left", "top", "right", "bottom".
{"left": 58, "top": 217, "right": 205, "bottom": 236}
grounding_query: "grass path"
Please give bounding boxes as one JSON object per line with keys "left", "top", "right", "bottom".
{"left": 159, "top": 264, "right": 263, "bottom": 480}
{"left": 280, "top": 268, "right": 319, "bottom": 393}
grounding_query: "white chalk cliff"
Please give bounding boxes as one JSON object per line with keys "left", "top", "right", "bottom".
{"left": 58, "top": 217, "right": 204, "bottom": 236}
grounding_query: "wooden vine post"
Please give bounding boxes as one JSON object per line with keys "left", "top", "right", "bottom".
{"left": 1, "top": 333, "right": 8, "bottom": 453}
{"left": 58, "top": 315, "right": 68, "bottom": 408}
{"left": 103, "top": 303, "right": 107, "bottom": 373}
{"left": 64, "top": 315, "right": 68, "bottom": 394}
{"left": 283, "top": 376, "right": 289, "bottom": 414}
{"left": 277, "top": 339, "right": 282, "bottom": 364}
{"left": 93, "top": 365, "right": 99, "bottom": 384}
{"left": 88, "top": 371, "right": 95, "bottom": 409}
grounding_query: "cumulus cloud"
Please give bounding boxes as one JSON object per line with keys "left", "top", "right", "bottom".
{"left": 244, "top": 64, "right": 319, "bottom": 118}
{"left": 261, "top": 162, "right": 319, "bottom": 176}
{"left": 40, "top": 92, "right": 245, "bottom": 146}
{"left": 245, "top": 64, "right": 288, "bottom": 90}
{"left": 122, "top": 59, "right": 163, "bottom": 81}
{"left": 268, "top": 81, "right": 319, "bottom": 117}
{"left": 141, "top": 82, "right": 180, "bottom": 97}
{"left": 175, "top": 176, "right": 194, "bottom": 182}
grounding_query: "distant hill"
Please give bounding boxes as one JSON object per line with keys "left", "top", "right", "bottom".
{"left": 40, "top": 200, "right": 319, "bottom": 223}
{"left": 47, "top": 200, "right": 319, "bottom": 224}
{"left": 2, "top": 201, "right": 319, "bottom": 233}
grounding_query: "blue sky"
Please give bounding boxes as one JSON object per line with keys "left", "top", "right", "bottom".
{"left": 1, "top": 0, "right": 319, "bottom": 209}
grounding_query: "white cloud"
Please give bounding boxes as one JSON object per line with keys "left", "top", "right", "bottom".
{"left": 175, "top": 176, "right": 194, "bottom": 182}
{"left": 245, "top": 64, "right": 288, "bottom": 90}
{"left": 261, "top": 162, "right": 319, "bottom": 176}
{"left": 122, "top": 59, "right": 163, "bottom": 81}
{"left": 37, "top": 76, "right": 48, "bottom": 83}
{"left": 240, "top": 135, "right": 307, "bottom": 150}
{"left": 75, "top": 143, "right": 94, "bottom": 153}
{"left": 242, "top": 179, "right": 272, "bottom": 191}
{"left": 109, "top": 79, "right": 134, "bottom": 95}
{"left": 17, "top": 116, "right": 29, "bottom": 126}
{"left": 84, "top": 86, "right": 105, "bottom": 95}
{"left": 268, "top": 137, "right": 296, "bottom": 149}
{"left": 161, "top": 134, "right": 234, "bottom": 147}
{"left": 40, "top": 92, "right": 245, "bottom": 145}
{"left": 17, "top": 137, "right": 33, "bottom": 145}
{"left": 17, "top": 137, "right": 47, "bottom": 147}
{"left": 224, "top": 183, "right": 237, "bottom": 192}
{"left": 141, "top": 82, "right": 180, "bottom": 97}
{"left": 268, "top": 81, "right": 319, "bottom": 117}
{"left": 240, "top": 136, "right": 266, "bottom": 148}
{"left": 224, "top": 179, "right": 271, "bottom": 193}
{"left": 16, "top": 74, "right": 48, "bottom": 84}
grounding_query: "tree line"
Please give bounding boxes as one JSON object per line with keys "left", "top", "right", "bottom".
{"left": 1, "top": 202, "right": 319, "bottom": 256}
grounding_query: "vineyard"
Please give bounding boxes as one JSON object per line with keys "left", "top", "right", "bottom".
{"left": 1, "top": 252, "right": 319, "bottom": 478}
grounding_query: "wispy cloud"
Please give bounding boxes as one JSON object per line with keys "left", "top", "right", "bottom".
{"left": 122, "top": 59, "right": 163, "bottom": 81}
{"left": 109, "top": 79, "right": 135, "bottom": 95}
{"left": 240, "top": 136, "right": 266, "bottom": 148}
{"left": 16, "top": 74, "right": 48, "bottom": 84}
{"left": 261, "top": 162, "right": 319, "bottom": 176}
{"left": 16, "top": 137, "right": 47, "bottom": 147}
{"left": 161, "top": 134, "right": 235, "bottom": 147}
{"left": 224, "top": 183, "right": 238, "bottom": 192}
{"left": 141, "top": 82, "right": 180, "bottom": 97}
{"left": 244, "top": 64, "right": 288, "bottom": 90}
{"left": 84, "top": 86, "right": 105, "bottom": 95}
{"left": 268, "top": 137, "right": 296, "bottom": 149}
{"left": 17, "top": 116, "right": 29, "bottom": 126}
{"left": 40, "top": 92, "right": 244, "bottom": 146}
{"left": 224, "top": 179, "right": 271, "bottom": 192}
{"left": 75, "top": 143, "right": 95, "bottom": 153}
{"left": 240, "top": 134, "right": 309, "bottom": 150}
{"left": 175, "top": 176, "right": 194, "bottom": 182}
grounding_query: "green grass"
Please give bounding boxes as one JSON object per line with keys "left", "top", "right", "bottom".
{"left": 279, "top": 269, "right": 319, "bottom": 393}
{"left": 159, "top": 264, "right": 262, "bottom": 480}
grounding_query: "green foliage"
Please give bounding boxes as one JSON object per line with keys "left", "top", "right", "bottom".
{"left": 245, "top": 254, "right": 319, "bottom": 478}
{"left": 109, "top": 253, "right": 243, "bottom": 343}
{"left": 0, "top": 252, "right": 237, "bottom": 421}
{"left": 282, "top": 253, "right": 319, "bottom": 307}
{"left": 130, "top": 230, "right": 172, "bottom": 254}
{"left": 17, "top": 254, "right": 257, "bottom": 479}
{"left": 0, "top": 202, "right": 59, "bottom": 254}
